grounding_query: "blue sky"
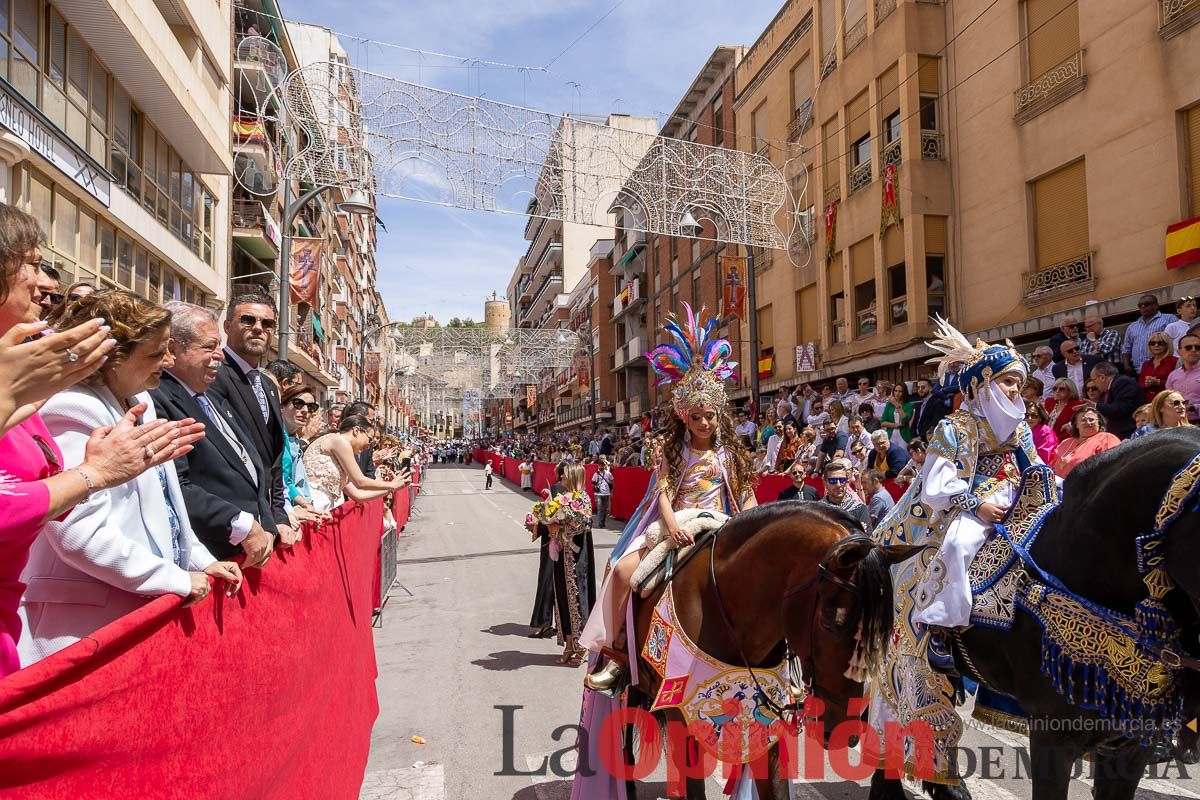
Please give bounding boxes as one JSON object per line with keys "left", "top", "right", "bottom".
{"left": 286, "top": 0, "right": 783, "bottom": 324}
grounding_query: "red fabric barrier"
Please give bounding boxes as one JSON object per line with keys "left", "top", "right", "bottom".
{"left": 0, "top": 499, "right": 386, "bottom": 799}
{"left": 610, "top": 466, "right": 652, "bottom": 520}
{"left": 532, "top": 461, "right": 557, "bottom": 496}
{"left": 504, "top": 457, "right": 522, "bottom": 486}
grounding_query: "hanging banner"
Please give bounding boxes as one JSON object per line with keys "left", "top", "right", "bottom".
{"left": 364, "top": 352, "right": 380, "bottom": 387}
{"left": 526, "top": 384, "right": 536, "bottom": 407}
{"left": 289, "top": 237, "right": 322, "bottom": 306}
{"left": 721, "top": 255, "right": 746, "bottom": 320}
{"left": 824, "top": 200, "right": 839, "bottom": 263}
{"left": 880, "top": 163, "right": 900, "bottom": 234}
{"left": 795, "top": 342, "right": 818, "bottom": 372}
{"left": 575, "top": 350, "right": 591, "bottom": 388}
{"left": 757, "top": 352, "right": 775, "bottom": 380}
{"left": 1166, "top": 215, "right": 1200, "bottom": 270}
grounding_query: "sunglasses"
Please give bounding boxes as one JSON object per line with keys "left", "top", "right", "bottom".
{"left": 237, "top": 314, "right": 277, "bottom": 331}
{"left": 1138, "top": 301, "right": 1156, "bottom": 307}
{"left": 1054, "top": 386, "right": 1070, "bottom": 392}
{"left": 1086, "top": 385, "right": 1099, "bottom": 392}
{"left": 289, "top": 398, "right": 320, "bottom": 413}
{"left": 41, "top": 292, "right": 64, "bottom": 305}
{"left": 1166, "top": 399, "right": 1188, "bottom": 408}
{"left": 826, "top": 476, "right": 848, "bottom": 485}
{"left": 67, "top": 293, "right": 87, "bottom": 302}
{"left": 1182, "top": 345, "right": 1200, "bottom": 352}
{"left": 1061, "top": 346, "right": 1078, "bottom": 354}
{"left": 1150, "top": 340, "right": 1168, "bottom": 347}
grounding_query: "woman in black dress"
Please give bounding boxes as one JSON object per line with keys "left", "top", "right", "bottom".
{"left": 527, "top": 462, "right": 565, "bottom": 638}
{"left": 548, "top": 465, "right": 596, "bottom": 666}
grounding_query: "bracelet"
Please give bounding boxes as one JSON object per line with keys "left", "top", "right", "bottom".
{"left": 69, "top": 466, "right": 96, "bottom": 498}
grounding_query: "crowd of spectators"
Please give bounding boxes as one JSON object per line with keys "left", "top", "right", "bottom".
{"left": 0, "top": 203, "right": 421, "bottom": 680}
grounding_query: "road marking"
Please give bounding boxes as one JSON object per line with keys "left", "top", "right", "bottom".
{"left": 359, "top": 762, "right": 444, "bottom": 800}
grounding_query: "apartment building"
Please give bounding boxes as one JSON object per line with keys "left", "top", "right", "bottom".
{"left": 728, "top": 0, "right": 1200, "bottom": 401}
{"left": 0, "top": 0, "right": 231, "bottom": 309}
{"left": 617, "top": 45, "right": 744, "bottom": 417}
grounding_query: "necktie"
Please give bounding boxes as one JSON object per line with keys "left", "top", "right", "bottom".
{"left": 195, "top": 393, "right": 257, "bottom": 484}
{"left": 248, "top": 370, "right": 270, "bottom": 424}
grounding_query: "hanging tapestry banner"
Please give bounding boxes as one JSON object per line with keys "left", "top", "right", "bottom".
{"left": 825, "top": 200, "right": 839, "bottom": 263}
{"left": 289, "top": 237, "right": 322, "bottom": 307}
{"left": 880, "top": 163, "right": 900, "bottom": 234}
{"left": 721, "top": 255, "right": 746, "bottom": 320}
{"left": 365, "top": 352, "right": 381, "bottom": 387}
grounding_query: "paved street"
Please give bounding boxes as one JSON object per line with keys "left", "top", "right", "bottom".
{"left": 361, "top": 464, "right": 1200, "bottom": 800}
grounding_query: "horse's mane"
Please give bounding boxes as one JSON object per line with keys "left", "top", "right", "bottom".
{"left": 718, "top": 500, "right": 859, "bottom": 548}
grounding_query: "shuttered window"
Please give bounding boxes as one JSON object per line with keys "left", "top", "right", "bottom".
{"left": 884, "top": 223, "right": 904, "bottom": 266}
{"left": 847, "top": 92, "right": 870, "bottom": 145}
{"left": 880, "top": 65, "right": 900, "bottom": 121}
{"left": 844, "top": 0, "right": 865, "bottom": 25}
{"left": 1026, "top": 0, "right": 1079, "bottom": 80}
{"left": 1188, "top": 105, "right": 1200, "bottom": 217}
{"left": 1032, "top": 160, "right": 1089, "bottom": 269}
{"left": 798, "top": 287, "right": 820, "bottom": 344}
{"left": 792, "top": 55, "right": 813, "bottom": 112}
{"left": 758, "top": 304, "right": 774, "bottom": 351}
{"left": 827, "top": 258, "right": 844, "bottom": 295}
{"left": 752, "top": 102, "right": 769, "bottom": 151}
{"left": 823, "top": 118, "right": 840, "bottom": 189}
{"left": 820, "top": 0, "right": 837, "bottom": 55}
{"left": 925, "top": 216, "right": 947, "bottom": 254}
{"left": 918, "top": 57, "right": 939, "bottom": 94}
{"left": 850, "top": 237, "right": 874, "bottom": 285}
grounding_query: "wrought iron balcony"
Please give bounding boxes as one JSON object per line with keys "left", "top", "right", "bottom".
{"left": 1022, "top": 253, "right": 1095, "bottom": 306}
{"left": 820, "top": 48, "right": 837, "bottom": 80}
{"left": 849, "top": 161, "right": 872, "bottom": 195}
{"left": 787, "top": 99, "right": 813, "bottom": 143}
{"left": 1014, "top": 50, "right": 1087, "bottom": 124}
{"left": 875, "top": 0, "right": 896, "bottom": 24}
{"left": 882, "top": 138, "right": 902, "bottom": 171}
{"left": 824, "top": 183, "right": 841, "bottom": 205}
{"left": 756, "top": 143, "right": 771, "bottom": 158}
{"left": 920, "top": 130, "right": 944, "bottom": 160}
{"left": 1160, "top": 0, "right": 1200, "bottom": 38}
{"left": 844, "top": 16, "right": 867, "bottom": 56}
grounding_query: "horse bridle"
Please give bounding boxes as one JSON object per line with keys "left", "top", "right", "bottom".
{"left": 706, "top": 534, "right": 865, "bottom": 722}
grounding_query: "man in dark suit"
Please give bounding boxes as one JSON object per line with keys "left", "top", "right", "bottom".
{"left": 1051, "top": 340, "right": 1101, "bottom": 392}
{"left": 1048, "top": 315, "right": 1082, "bottom": 364}
{"left": 152, "top": 302, "right": 276, "bottom": 566}
{"left": 1091, "top": 360, "right": 1142, "bottom": 439}
{"left": 911, "top": 376, "right": 952, "bottom": 442}
{"left": 776, "top": 460, "right": 818, "bottom": 502}
{"left": 209, "top": 294, "right": 296, "bottom": 546}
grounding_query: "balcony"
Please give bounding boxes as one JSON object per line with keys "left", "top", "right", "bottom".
{"left": 849, "top": 161, "right": 872, "bottom": 195}
{"left": 1160, "top": 0, "right": 1200, "bottom": 38}
{"left": 1022, "top": 253, "right": 1095, "bottom": 306}
{"left": 615, "top": 400, "right": 628, "bottom": 422}
{"left": 875, "top": 0, "right": 896, "bottom": 24}
{"left": 824, "top": 183, "right": 841, "bottom": 205}
{"left": 517, "top": 276, "right": 533, "bottom": 303}
{"left": 820, "top": 48, "right": 837, "bottom": 80}
{"left": 231, "top": 199, "right": 281, "bottom": 259}
{"left": 787, "top": 99, "right": 813, "bottom": 143}
{"left": 882, "top": 138, "right": 902, "bottom": 171}
{"left": 629, "top": 393, "right": 649, "bottom": 420}
{"left": 613, "top": 335, "right": 646, "bottom": 370}
{"left": 920, "top": 130, "right": 944, "bottom": 160}
{"left": 234, "top": 35, "right": 286, "bottom": 108}
{"left": 612, "top": 278, "right": 646, "bottom": 319}
{"left": 756, "top": 143, "right": 771, "bottom": 158}
{"left": 1014, "top": 50, "right": 1087, "bottom": 124}
{"left": 843, "top": 16, "right": 867, "bottom": 56}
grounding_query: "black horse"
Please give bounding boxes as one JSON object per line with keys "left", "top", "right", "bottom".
{"left": 867, "top": 427, "right": 1200, "bottom": 800}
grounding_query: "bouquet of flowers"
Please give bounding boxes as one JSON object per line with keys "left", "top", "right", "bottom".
{"left": 526, "top": 491, "right": 591, "bottom": 561}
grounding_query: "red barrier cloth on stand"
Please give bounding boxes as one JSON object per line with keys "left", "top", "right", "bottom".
{"left": 0, "top": 499, "right": 386, "bottom": 800}
{"left": 504, "top": 458, "right": 522, "bottom": 486}
{"left": 610, "top": 466, "right": 652, "bottom": 521}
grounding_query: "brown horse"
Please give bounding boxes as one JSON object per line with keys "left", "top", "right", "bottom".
{"left": 618, "top": 501, "right": 921, "bottom": 800}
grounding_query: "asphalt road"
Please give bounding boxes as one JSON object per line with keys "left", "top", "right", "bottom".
{"left": 360, "top": 463, "right": 1200, "bottom": 800}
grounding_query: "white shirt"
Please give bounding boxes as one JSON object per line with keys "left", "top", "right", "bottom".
{"left": 1064, "top": 360, "right": 1084, "bottom": 395}
{"left": 735, "top": 421, "right": 757, "bottom": 440}
{"left": 1031, "top": 363, "right": 1056, "bottom": 399}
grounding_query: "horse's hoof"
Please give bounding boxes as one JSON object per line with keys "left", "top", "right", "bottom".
{"left": 924, "top": 780, "right": 972, "bottom": 800}
{"left": 868, "top": 770, "right": 907, "bottom": 800}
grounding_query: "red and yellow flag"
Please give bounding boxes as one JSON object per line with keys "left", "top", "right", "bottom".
{"left": 1167, "top": 216, "right": 1200, "bottom": 270}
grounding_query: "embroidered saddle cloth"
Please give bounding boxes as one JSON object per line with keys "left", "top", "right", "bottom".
{"left": 641, "top": 583, "right": 793, "bottom": 764}
{"left": 967, "top": 464, "right": 1061, "bottom": 630}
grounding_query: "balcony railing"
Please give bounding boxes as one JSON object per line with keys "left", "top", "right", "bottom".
{"left": 920, "top": 130, "right": 944, "bottom": 160}
{"left": 844, "top": 16, "right": 867, "bottom": 56}
{"left": 756, "top": 143, "right": 771, "bottom": 158}
{"left": 1014, "top": 50, "right": 1086, "bottom": 124}
{"left": 875, "top": 0, "right": 896, "bottom": 24}
{"left": 849, "top": 160, "right": 872, "bottom": 194}
{"left": 612, "top": 278, "right": 645, "bottom": 318}
{"left": 1160, "top": 0, "right": 1200, "bottom": 38}
{"left": 882, "top": 138, "right": 902, "bottom": 171}
{"left": 1022, "top": 253, "right": 1095, "bottom": 306}
{"left": 787, "top": 99, "right": 813, "bottom": 143}
{"left": 824, "top": 183, "right": 841, "bottom": 205}
{"left": 856, "top": 306, "right": 878, "bottom": 338}
{"left": 820, "top": 48, "right": 837, "bottom": 80}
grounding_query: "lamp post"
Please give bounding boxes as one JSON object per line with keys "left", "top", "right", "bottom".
{"left": 277, "top": 185, "right": 374, "bottom": 360}
{"left": 357, "top": 317, "right": 410, "bottom": 400}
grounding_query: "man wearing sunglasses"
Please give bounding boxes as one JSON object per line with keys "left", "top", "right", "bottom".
{"left": 818, "top": 460, "right": 870, "bottom": 532}
{"left": 209, "top": 294, "right": 297, "bottom": 547}
{"left": 36, "top": 263, "right": 62, "bottom": 320}
{"left": 1051, "top": 338, "right": 1101, "bottom": 393}
{"left": 1167, "top": 333, "right": 1200, "bottom": 424}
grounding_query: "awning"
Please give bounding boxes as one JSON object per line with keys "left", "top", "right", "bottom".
{"left": 616, "top": 243, "right": 646, "bottom": 268}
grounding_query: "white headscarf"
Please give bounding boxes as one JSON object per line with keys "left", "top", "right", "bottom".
{"left": 964, "top": 365, "right": 1028, "bottom": 444}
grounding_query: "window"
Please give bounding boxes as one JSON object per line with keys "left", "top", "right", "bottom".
{"left": 1187, "top": 105, "right": 1200, "bottom": 217}
{"left": 691, "top": 270, "right": 701, "bottom": 309}
{"left": 850, "top": 238, "right": 875, "bottom": 338}
{"left": 822, "top": 118, "right": 840, "bottom": 195}
{"left": 884, "top": 224, "right": 906, "bottom": 325}
{"left": 1025, "top": 0, "right": 1079, "bottom": 80}
{"left": 827, "top": 258, "right": 846, "bottom": 343}
{"left": 925, "top": 216, "right": 947, "bottom": 318}
{"left": 797, "top": 286, "right": 819, "bottom": 345}
{"left": 690, "top": 239, "right": 700, "bottom": 264}
{"left": 752, "top": 101, "right": 769, "bottom": 153}
{"left": 11, "top": 0, "right": 38, "bottom": 101}
{"left": 819, "top": 0, "right": 837, "bottom": 59}
{"left": 791, "top": 55, "right": 813, "bottom": 115}
{"left": 884, "top": 112, "right": 901, "bottom": 144}
{"left": 852, "top": 135, "right": 870, "bottom": 167}
{"left": 1032, "top": 160, "right": 1089, "bottom": 269}
{"left": 712, "top": 95, "right": 724, "bottom": 147}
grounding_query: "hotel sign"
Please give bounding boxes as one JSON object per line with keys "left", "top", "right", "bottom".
{"left": 0, "top": 81, "right": 111, "bottom": 205}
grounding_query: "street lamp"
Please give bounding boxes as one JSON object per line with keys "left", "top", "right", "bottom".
{"left": 357, "top": 315, "right": 407, "bottom": 400}
{"left": 277, "top": 184, "right": 374, "bottom": 360}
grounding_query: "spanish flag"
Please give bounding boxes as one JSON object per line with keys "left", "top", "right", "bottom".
{"left": 1167, "top": 215, "right": 1200, "bottom": 270}
{"left": 757, "top": 353, "right": 774, "bottom": 380}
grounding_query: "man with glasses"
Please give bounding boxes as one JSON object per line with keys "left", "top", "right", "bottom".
{"left": 1048, "top": 315, "right": 1081, "bottom": 364}
{"left": 210, "top": 294, "right": 297, "bottom": 547}
{"left": 1079, "top": 312, "right": 1120, "bottom": 365}
{"left": 775, "top": 459, "right": 818, "bottom": 502}
{"left": 1167, "top": 334, "right": 1200, "bottom": 424}
{"left": 36, "top": 263, "right": 62, "bottom": 320}
{"left": 1089, "top": 361, "right": 1142, "bottom": 440}
{"left": 1122, "top": 294, "right": 1177, "bottom": 374}
{"left": 818, "top": 461, "right": 869, "bottom": 532}
{"left": 850, "top": 376, "right": 875, "bottom": 410}
{"left": 1052, "top": 338, "right": 1100, "bottom": 393}
{"left": 1029, "top": 346, "right": 1056, "bottom": 399}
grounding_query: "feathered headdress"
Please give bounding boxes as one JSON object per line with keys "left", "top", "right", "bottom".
{"left": 925, "top": 316, "right": 1026, "bottom": 400}
{"left": 646, "top": 303, "right": 737, "bottom": 413}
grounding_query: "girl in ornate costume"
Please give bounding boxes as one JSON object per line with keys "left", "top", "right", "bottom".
{"left": 869, "top": 319, "right": 1043, "bottom": 788}
{"left": 578, "top": 303, "right": 757, "bottom": 692}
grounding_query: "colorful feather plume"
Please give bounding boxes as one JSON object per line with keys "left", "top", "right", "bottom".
{"left": 646, "top": 303, "right": 736, "bottom": 385}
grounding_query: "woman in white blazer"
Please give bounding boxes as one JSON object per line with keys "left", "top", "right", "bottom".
{"left": 18, "top": 291, "right": 241, "bottom": 665}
